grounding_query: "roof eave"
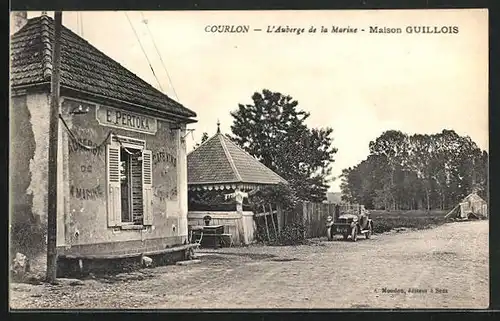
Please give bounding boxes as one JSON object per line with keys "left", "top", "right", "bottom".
{"left": 11, "top": 82, "right": 51, "bottom": 92}
{"left": 64, "top": 86, "right": 196, "bottom": 119}
{"left": 187, "top": 181, "right": 284, "bottom": 186}
{"left": 60, "top": 85, "right": 197, "bottom": 123}
{"left": 188, "top": 181, "right": 243, "bottom": 186}
{"left": 11, "top": 82, "right": 197, "bottom": 123}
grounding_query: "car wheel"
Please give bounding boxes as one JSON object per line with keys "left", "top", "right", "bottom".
{"left": 365, "top": 223, "right": 372, "bottom": 239}
{"left": 351, "top": 227, "right": 358, "bottom": 242}
{"left": 343, "top": 233, "right": 349, "bottom": 241}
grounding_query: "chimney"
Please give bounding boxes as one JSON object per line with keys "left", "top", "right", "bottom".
{"left": 10, "top": 11, "right": 28, "bottom": 35}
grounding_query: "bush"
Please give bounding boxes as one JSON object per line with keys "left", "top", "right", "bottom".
{"left": 372, "top": 216, "right": 447, "bottom": 234}
{"left": 368, "top": 210, "right": 448, "bottom": 234}
{"left": 254, "top": 222, "right": 307, "bottom": 246}
{"left": 10, "top": 221, "right": 46, "bottom": 259}
{"left": 277, "top": 223, "right": 307, "bottom": 245}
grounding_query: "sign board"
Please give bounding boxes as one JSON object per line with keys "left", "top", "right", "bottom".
{"left": 96, "top": 105, "right": 158, "bottom": 135}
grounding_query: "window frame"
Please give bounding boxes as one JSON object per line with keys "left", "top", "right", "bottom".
{"left": 119, "top": 146, "right": 144, "bottom": 225}
{"left": 107, "top": 134, "right": 153, "bottom": 229}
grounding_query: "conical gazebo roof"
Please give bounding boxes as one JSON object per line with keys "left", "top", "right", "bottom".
{"left": 187, "top": 124, "right": 287, "bottom": 191}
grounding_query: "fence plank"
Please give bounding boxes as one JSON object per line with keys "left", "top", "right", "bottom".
{"left": 269, "top": 203, "right": 277, "bottom": 237}
{"left": 302, "top": 202, "right": 308, "bottom": 238}
{"left": 262, "top": 205, "right": 270, "bottom": 241}
{"left": 276, "top": 204, "right": 283, "bottom": 232}
{"left": 286, "top": 201, "right": 365, "bottom": 239}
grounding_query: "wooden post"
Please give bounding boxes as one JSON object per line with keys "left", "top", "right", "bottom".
{"left": 276, "top": 203, "right": 283, "bottom": 233}
{"left": 46, "top": 11, "right": 63, "bottom": 284}
{"left": 262, "top": 205, "right": 270, "bottom": 241}
{"left": 269, "top": 203, "right": 277, "bottom": 237}
{"left": 302, "top": 202, "right": 308, "bottom": 238}
{"left": 444, "top": 204, "right": 460, "bottom": 219}
{"left": 317, "top": 204, "right": 322, "bottom": 238}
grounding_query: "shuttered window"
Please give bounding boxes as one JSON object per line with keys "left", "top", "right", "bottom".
{"left": 106, "top": 142, "right": 121, "bottom": 227}
{"left": 106, "top": 135, "right": 153, "bottom": 227}
{"left": 142, "top": 150, "right": 153, "bottom": 225}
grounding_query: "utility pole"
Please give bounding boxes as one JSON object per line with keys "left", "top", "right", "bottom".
{"left": 46, "top": 11, "right": 63, "bottom": 283}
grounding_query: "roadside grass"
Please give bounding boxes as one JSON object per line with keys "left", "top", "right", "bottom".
{"left": 369, "top": 210, "right": 448, "bottom": 234}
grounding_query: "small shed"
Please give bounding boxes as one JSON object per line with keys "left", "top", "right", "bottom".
{"left": 445, "top": 192, "right": 488, "bottom": 220}
{"left": 187, "top": 124, "right": 287, "bottom": 245}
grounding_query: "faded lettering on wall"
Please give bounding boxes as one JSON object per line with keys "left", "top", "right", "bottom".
{"left": 151, "top": 146, "right": 178, "bottom": 203}
{"left": 68, "top": 138, "right": 105, "bottom": 157}
{"left": 81, "top": 165, "right": 92, "bottom": 173}
{"left": 67, "top": 127, "right": 105, "bottom": 158}
{"left": 153, "top": 151, "right": 177, "bottom": 167}
{"left": 70, "top": 185, "right": 104, "bottom": 200}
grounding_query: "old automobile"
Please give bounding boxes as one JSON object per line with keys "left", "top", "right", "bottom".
{"left": 326, "top": 209, "right": 373, "bottom": 242}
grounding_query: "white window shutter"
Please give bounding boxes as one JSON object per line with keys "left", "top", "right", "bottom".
{"left": 107, "top": 142, "right": 121, "bottom": 227}
{"left": 142, "top": 150, "right": 153, "bottom": 226}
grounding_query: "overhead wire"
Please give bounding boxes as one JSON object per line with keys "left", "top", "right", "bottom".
{"left": 79, "top": 11, "right": 84, "bottom": 37}
{"left": 76, "top": 12, "right": 80, "bottom": 35}
{"left": 59, "top": 114, "right": 112, "bottom": 151}
{"left": 124, "top": 11, "right": 165, "bottom": 92}
{"left": 140, "top": 11, "right": 179, "bottom": 101}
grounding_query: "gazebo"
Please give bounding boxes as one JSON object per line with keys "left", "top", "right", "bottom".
{"left": 187, "top": 122, "right": 287, "bottom": 245}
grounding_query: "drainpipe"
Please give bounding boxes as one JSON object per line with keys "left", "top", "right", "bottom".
{"left": 10, "top": 11, "right": 28, "bottom": 35}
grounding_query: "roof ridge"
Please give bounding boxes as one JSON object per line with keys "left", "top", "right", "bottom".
{"left": 40, "top": 15, "right": 166, "bottom": 97}
{"left": 13, "top": 14, "right": 196, "bottom": 118}
{"left": 40, "top": 15, "right": 52, "bottom": 80}
{"left": 220, "top": 134, "right": 288, "bottom": 184}
{"left": 219, "top": 134, "right": 243, "bottom": 182}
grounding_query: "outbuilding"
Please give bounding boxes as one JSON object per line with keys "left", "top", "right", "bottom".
{"left": 445, "top": 192, "right": 488, "bottom": 220}
{"left": 187, "top": 124, "right": 288, "bottom": 245}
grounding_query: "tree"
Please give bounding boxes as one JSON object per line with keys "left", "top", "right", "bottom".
{"left": 340, "top": 129, "right": 488, "bottom": 211}
{"left": 193, "top": 132, "right": 209, "bottom": 150}
{"left": 229, "top": 89, "right": 338, "bottom": 202}
{"left": 368, "top": 130, "right": 410, "bottom": 210}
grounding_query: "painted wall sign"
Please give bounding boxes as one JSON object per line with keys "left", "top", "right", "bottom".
{"left": 153, "top": 151, "right": 177, "bottom": 167}
{"left": 96, "top": 105, "right": 158, "bottom": 135}
{"left": 70, "top": 184, "right": 104, "bottom": 200}
{"left": 69, "top": 138, "right": 105, "bottom": 157}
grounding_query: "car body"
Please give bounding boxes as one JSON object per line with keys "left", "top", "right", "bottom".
{"left": 326, "top": 211, "right": 373, "bottom": 242}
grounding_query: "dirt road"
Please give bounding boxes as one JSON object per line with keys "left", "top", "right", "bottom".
{"left": 10, "top": 221, "right": 489, "bottom": 309}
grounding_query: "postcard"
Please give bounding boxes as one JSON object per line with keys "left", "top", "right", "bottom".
{"left": 9, "top": 9, "right": 488, "bottom": 309}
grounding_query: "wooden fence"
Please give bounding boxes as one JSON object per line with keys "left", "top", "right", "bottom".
{"left": 291, "top": 202, "right": 365, "bottom": 238}
{"left": 253, "top": 203, "right": 282, "bottom": 241}
{"left": 253, "top": 201, "right": 365, "bottom": 240}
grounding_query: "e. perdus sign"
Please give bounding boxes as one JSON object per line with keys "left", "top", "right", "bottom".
{"left": 96, "top": 105, "right": 158, "bottom": 134}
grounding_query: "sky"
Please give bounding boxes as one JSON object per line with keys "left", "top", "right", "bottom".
{"left": 22, "top": 10, "right": 489, "bottom": 192}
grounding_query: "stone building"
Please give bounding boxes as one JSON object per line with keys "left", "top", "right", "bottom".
{"left": 10, "top": 13, "right": 197, "bottom": 272}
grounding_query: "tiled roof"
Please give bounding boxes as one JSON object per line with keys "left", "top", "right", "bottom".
{"left": 187, "top": 132, "right": 288, "bottom": 186}
{"left": 10, "top": 15, "right": 196, "bottom": 119}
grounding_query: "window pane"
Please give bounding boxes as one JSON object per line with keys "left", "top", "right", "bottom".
{"left": 120, "top": 150, "right": 131, "bottom": 222}
{"left": 119, "top": 147, "right": 144, "bottom": 225}
{"left": 131, "top": 154, "right": 144, "bottom": 224}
